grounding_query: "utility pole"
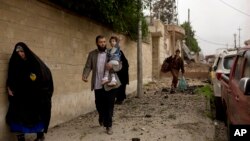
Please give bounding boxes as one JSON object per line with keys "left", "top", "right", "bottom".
{"left": 149, "top": 0, "right": 153, "bottom": 25}
{"left": 187, "top": 9, "right": 190, "bottom": 48}
{"left": 137, "top": 0, "right": 143, "bottom": 98}
{"left": 234, "top": 33, "right": 237, "bottom": 48}
{"left": 172, "top": 0, "right": 175, "bottom": 24}
{"left": 238, "top": 27, "right": 241, "bottom": 48}
{"left": 176, "top": 0, "right": 179, "bottom": 25}
{"left": 158, "top": 9, "right": 161, "bottom": 20}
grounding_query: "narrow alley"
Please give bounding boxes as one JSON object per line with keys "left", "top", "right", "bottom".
{"left": 26, "top": 78, "right": 227, "bottom": 141}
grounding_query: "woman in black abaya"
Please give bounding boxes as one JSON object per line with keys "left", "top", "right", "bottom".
{"left": 115, "top": 51, "right": 129, "bottom": 104}
{"left": 6, "top": 42, "right": 53, "bottom": 141}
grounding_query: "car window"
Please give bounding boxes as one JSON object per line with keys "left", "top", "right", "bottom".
{"left": 223, "top": 56, "right": 235, "bottom": 70}
{"left": 233, "top": 56, "right": 244, "bottom": 82}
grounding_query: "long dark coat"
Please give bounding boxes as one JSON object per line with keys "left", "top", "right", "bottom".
{"left": 116, "top": 51, "right": 129, "bottom": 101}
{"left": 117, "top": 51, "right": 129, "bottom": 85}
{"left": 6, "top": 42, "right": 53, "bottom": 133}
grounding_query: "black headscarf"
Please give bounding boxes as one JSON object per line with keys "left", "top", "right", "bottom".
{"left": 8, "top": 42, "right": 52, "bottom": 82}
{"left": 6, "top": 42, "right": 53, "bottom": 133}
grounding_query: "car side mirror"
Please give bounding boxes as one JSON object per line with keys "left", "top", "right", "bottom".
{"left": 239, "top": 77, "right": 250, "bottom": 95}
{"left": 213, "top": 66, "right": 217, "bottom": 71}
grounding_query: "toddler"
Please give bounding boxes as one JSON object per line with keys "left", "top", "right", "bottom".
{"left": 102, "top": 36, "right": 121, "bottom": 86}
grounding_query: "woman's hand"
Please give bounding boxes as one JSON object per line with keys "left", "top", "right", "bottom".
{"left": 7, "top": 87, "right": 14, "bottom": 96}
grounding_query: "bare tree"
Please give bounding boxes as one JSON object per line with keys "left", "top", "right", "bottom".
{"left": 152, "top": 0, "right": 176, "bottom": 24}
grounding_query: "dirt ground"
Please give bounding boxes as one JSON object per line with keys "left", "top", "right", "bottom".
{"left": 27, "top": 78, "right": 227, "bottom": 141}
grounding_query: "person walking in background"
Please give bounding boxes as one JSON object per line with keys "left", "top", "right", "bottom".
{"left": 115, "top": 50, "right": 129, "bottom": 104}
{"left": 169, "top": 49, "right": 185, "bottom": 93}
{"left": 82, "top": 35, "right": 121, "bottom": 135}
{"left": 6, "top": 42, "right": 54, "bottom": 141}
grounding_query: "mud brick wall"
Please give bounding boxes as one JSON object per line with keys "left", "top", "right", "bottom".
{"left": 0, "top": 0, "right": 152, "bottom": 140}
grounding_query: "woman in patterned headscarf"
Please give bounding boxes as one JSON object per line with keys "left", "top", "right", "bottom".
{"left": 6, "top": 42, "right": 53, "bottom": 141}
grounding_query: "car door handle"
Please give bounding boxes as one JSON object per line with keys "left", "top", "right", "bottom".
{"left": 235, "top": 95, "right": 240, "bottom": 101}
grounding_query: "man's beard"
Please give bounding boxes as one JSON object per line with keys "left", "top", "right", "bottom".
{"left": 97, "top": 45, "right": 106, "bottom": 52}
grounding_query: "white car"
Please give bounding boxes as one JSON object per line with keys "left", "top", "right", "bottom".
{"left": 211, "top": 48, "right": 237, "bottom": 120}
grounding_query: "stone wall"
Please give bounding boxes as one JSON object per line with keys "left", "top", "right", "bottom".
{"left": 0, "top": 0, "right": 152, "bottom": 140}
{"left": 149, "top": 20, "right": 166, "bottom": 80}
{"left": 160, "top": 63, "right": 210, "bottom": 79}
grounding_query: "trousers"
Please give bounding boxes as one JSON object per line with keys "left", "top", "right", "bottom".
{"left": 94, "top": 88, "right": 117, "bottom": 127}
{"left": 171, "top": 69, "right": 179, "bottom": 88}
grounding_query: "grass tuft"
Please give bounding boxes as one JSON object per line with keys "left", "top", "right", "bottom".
{"left": 195, "top": 84, "right": 215, "bottom": 119}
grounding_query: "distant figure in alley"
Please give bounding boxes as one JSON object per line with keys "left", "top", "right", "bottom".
{"left": 6, "top": 42, "right": 54, "bottom": 141}
{"left": 169, "top": 49, "right": 185, "bottom": 93}
{"left": 161, "top": 49, "right": 185, "bottom": 93}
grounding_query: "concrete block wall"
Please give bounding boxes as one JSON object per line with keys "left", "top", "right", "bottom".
{"left": 156, "top": 21, "right": 167, "bottom": 65}
{"left": 0, "top": 0, "right": 152, "bottom": 140}
{"left": 151, "top": 37, "right": 160, "bottom": 79}
{"left": 149, "top": 20, "right": 166, "bottom": 80}
{"left": 160, "top": 63, "right": 210, "bottom": 79}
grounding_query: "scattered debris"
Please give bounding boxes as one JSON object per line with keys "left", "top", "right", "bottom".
{"left": 168, "top": 114, "right": 176, "bottom": 120}
{"left": 41, "top": 79, "right": 226, "bottom": 141}
{"left": 145, "top": 114, "right": 152, "bottom": 118}
{"left": 161, "top": 88, "right": 169, "bottom": 93}
{"left": 132, "top": 138, "right": 140, "bottom": 141}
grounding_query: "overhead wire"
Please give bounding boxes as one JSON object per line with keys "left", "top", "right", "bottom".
{"left": 195, "top": 0, "right": 248, "bottom": 47}
{"left": 195, "top": 35, "right": 234, "bottom": 47}
{"left": 218, "top": 0, "right": 250, "bottom": 17}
